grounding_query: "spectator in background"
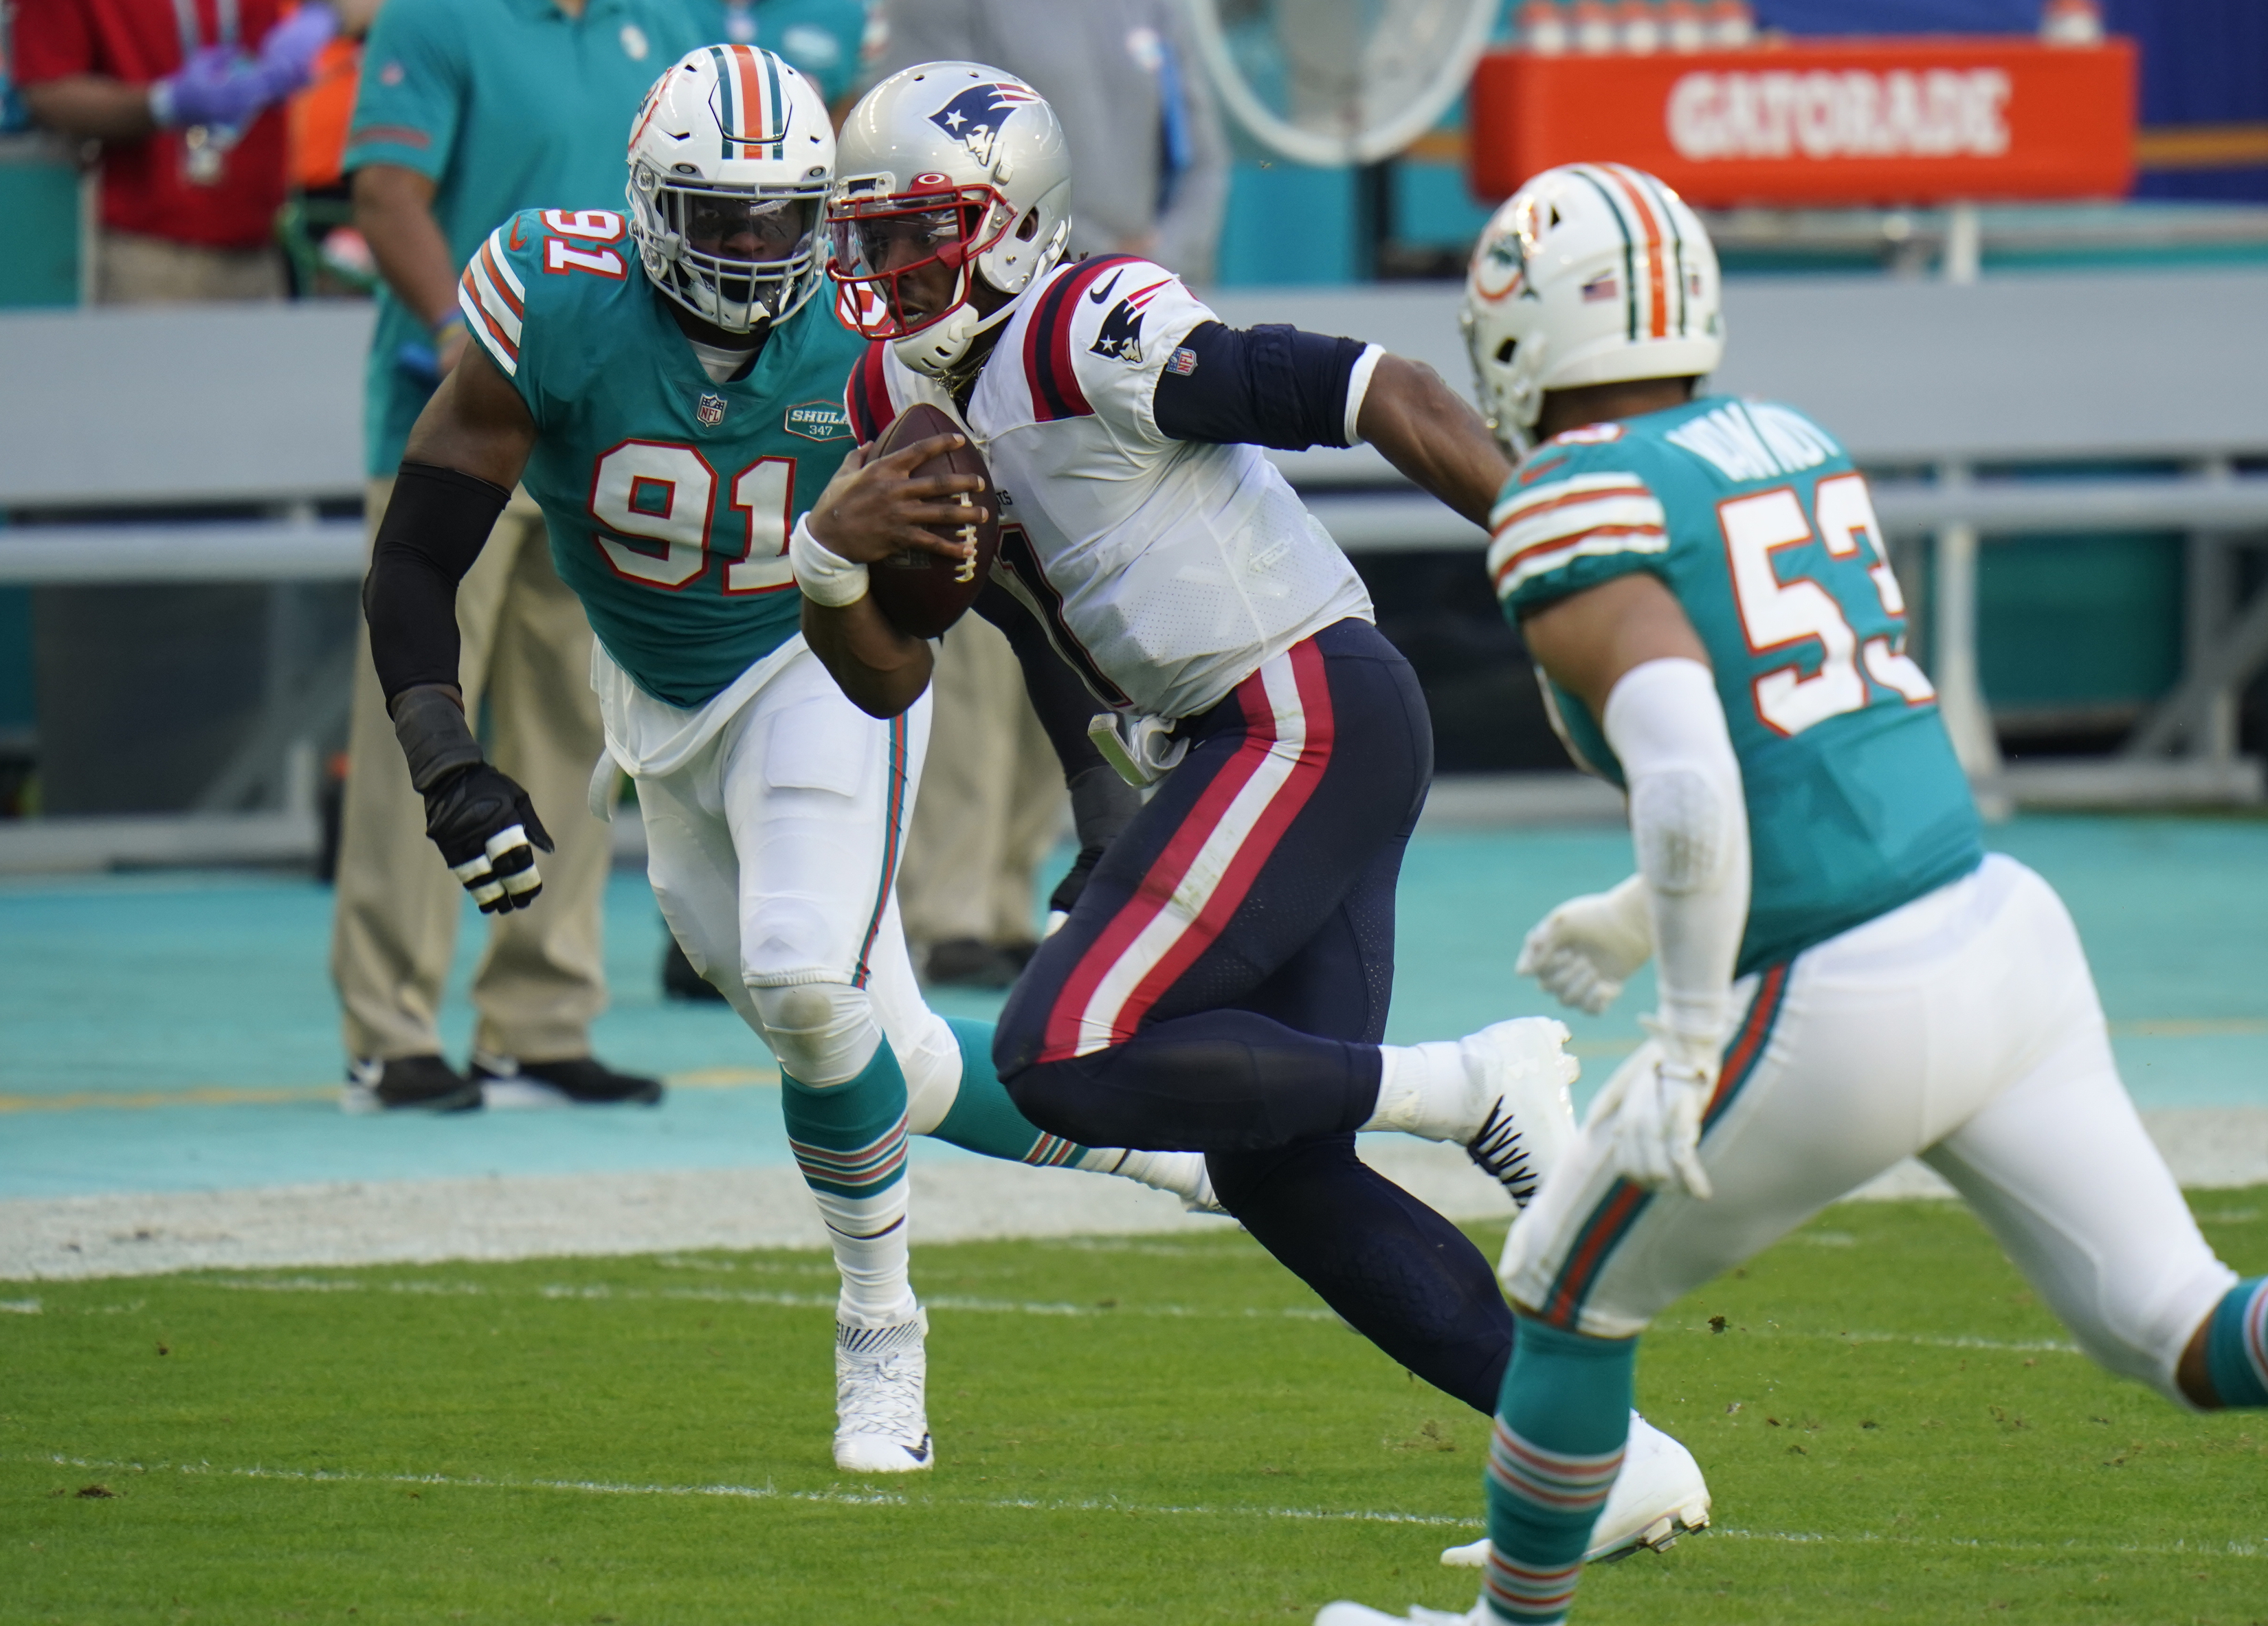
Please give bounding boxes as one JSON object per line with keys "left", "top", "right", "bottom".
{"left": 871, "top": 0, "right": 1225, "bottom": 278}
{"left": 14, "top": 0, "right": 336, "bottom": 302}
{"left": 331, "top": 0, "right": 708, "bottom": 1112}
{"left": 693, "top": 0, "right": 871, "bottom": 111}
{"left": 867, "top": 0, "right": 1229, "bottom": 987}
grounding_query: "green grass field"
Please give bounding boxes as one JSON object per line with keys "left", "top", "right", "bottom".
{"left": 8, "top": 1192, "right": 2267, "bottom": 1625}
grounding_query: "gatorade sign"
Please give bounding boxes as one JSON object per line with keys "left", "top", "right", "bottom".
{"left": 1468, "top": 39, "right": 2135, "bottom": 205}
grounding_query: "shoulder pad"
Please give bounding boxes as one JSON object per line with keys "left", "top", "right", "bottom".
{"left": 458, "top": 208, "right": 632, "bottom": 379}
{"left": 1016, "top": 257, "right": 1210, "bottom": 423}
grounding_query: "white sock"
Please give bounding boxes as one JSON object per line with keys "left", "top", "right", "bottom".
{"left": 1080, "top": 1147, "right": 1201, "bottom": 1201}
{"left": 808, "top": 1179, "right": 917, "bottom": 1328}
{"left": 1363, "top": 1040, "right": 1471, "bottom": 1139}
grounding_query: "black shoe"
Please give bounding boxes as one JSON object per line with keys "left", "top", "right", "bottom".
{"left": 660, "top": 933, "right": 726, "bottom": 1002}
{"left": 922, "top": 937, "right": 1023, "bottom": 989}
{"left": 342, "top": 1054, "right": 484, "bottom": 1115}
{"left": 470, "top": 1053, "right": 665, "bottom": 1109}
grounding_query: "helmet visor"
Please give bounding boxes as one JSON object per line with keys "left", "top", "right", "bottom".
{"left": 654, "top": 183, "right": 821, "bottom": 328}
{"left": 825, "top": 183, "right": 1003, "bottom": 339}
{"left": 679, "top": 192, "right": 817, "bottom": 263}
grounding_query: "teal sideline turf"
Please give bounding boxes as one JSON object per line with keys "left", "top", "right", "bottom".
{"left": 2, "top": 815, "right": 2263, "bottom": 1199}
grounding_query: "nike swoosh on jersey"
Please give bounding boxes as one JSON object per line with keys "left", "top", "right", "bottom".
{"left": 1087, "top": 269, "right": 1124, "bottom": 304}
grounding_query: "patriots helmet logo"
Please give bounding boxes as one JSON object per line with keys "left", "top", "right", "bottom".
{"left": 928, "top": 82, "right": 1042, "bottom": 167}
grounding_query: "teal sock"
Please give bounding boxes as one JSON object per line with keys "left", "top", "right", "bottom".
{"left": 1482, "top": 1314, "right": 1635, "bottom": 1625}
{"left": 781, "top": 1042, "right": 913, "bottom": 1324}
{"left": 930, "top": 1017, "right": 1090, "bottom": 1167}
{"left": 2205, "top": 1277, "right": 2268, "bottom": 1407}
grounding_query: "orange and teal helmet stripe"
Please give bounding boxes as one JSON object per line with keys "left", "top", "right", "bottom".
{"left": 709, "top": 43, "right": 788, "bottom": 159}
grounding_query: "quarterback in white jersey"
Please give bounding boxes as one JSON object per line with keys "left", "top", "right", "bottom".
{"left": 787, "top": 63, "right": 1712, "bottom": 1563}
{"left": 841, "top": 252, "right": 1377, "bottom": 723}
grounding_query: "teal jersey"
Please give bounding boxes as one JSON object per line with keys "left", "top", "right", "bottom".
{"left": 344, "top": 0, "right": 709, "bottom": 476}
{"left": 459, "top": 208, "right": 863, "bottom": 707}
{"left": 1493, "top": 395, "right": 1984, "bottom": 975}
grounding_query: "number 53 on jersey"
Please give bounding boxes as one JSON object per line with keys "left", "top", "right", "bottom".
{"left": 1720, "top": 471, "right": 1934, "bottom": 739}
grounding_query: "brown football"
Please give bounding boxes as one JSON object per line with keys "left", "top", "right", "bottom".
{"left": 864, "top": 401, "right": 999, "bottom": 639}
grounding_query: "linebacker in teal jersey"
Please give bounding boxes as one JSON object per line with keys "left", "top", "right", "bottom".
{"left": 1324, "top": 164, "right": 2268, "bottom": 1626}
{"left": 1495, "top": 390, "right": 1984, "bottom": 978}
{"left": 363, "top": 46, "right": 1214, "bottom": 1479}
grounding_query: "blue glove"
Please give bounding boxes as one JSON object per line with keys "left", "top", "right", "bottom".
{"left": 149, "top": 43, "right": 269, "bottom": 129}
{"left": 249, "top": 4, "right": 337, "bottom": 100}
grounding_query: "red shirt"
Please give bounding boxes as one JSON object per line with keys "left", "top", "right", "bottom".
{"left": 15, "top": 0, "right": 292, "bottom": 249}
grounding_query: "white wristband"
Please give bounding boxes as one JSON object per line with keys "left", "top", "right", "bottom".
{"left": 1342, "top": 344, "right": 1386, "bottom": 447}
{"left": 790, "top": 512, "right": 869, "bottom": 608}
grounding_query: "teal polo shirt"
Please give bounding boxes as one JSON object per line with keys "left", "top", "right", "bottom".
{"left": 685, "top": 0, "right": 868, "bottom": 102}
{"left": 344, "top": 0, "right": 708, "bottom": 477}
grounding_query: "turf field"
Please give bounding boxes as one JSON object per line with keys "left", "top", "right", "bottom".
{"left": 10, "top": 1193, "right": 2268, "bottom": 1624}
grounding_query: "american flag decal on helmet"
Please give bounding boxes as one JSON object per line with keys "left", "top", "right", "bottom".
{"left": 709, "top": 44, "right": 789, "bottom": 159}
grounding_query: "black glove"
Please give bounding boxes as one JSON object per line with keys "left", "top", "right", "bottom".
{"left": 422, "top": 761, "right": 554, "bottom": 914}
{"left": 389, "top": 683, "right": 553, "bottom": 914}
{"left": 1047, "top": 843, "right": 1107, "bottom": 919}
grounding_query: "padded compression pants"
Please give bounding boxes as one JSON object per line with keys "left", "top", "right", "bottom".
{"left": 998, "top": 619, "right": 1515, "bottom": 1412}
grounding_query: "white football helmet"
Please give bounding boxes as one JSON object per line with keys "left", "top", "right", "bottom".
{"left": 826, "top": 62, "right": 1072, "bottom": 378}
{"left": 625, "top": 45, "right": 834, "bottom": 335}
{"left": 1461, "top": 162, "right": 1724, "bottom": 454}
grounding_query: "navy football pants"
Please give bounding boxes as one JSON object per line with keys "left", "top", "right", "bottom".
{"left": 997, "top": 619, "right": 1515, "bottom": 1412}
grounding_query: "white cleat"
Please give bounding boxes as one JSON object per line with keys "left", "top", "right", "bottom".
{"left": 833, "top": 1310, "right": 933, "bottom": 1473}
{"left": 1439, "top": 1412, "right": 1711, "bottom": 1569}
{"left": 1456, "top": 1018, "right": 1579, "bottom": 1208}
{"left": 1315, "top": 1602, "right": 1486, "bottom": 1625}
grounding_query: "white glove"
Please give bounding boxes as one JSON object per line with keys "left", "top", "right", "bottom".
{"left": 1515, "top": 874, "right": 1655, "bottom": 1015}
{"left": 1087, "top": 711, "right": 1188, "bottom": 788}
{"left": 1589, "top": 1033, "right": 1715, "bottom": 1200}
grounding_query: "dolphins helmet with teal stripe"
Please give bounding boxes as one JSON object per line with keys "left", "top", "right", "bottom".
{"left": 626, "top": 45, "right": 834, "bottom": 335}
{"left": 1461, "top": 162, "right": 1724, "bottom": 454}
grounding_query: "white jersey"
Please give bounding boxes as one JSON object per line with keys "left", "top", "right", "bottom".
{"left": 844, "top": 256, "right": 1375, "bottom": 721}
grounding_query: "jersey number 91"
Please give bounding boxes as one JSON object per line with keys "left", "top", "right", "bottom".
{"left": 588, "top": 440, "right": 796, "bottom": 595}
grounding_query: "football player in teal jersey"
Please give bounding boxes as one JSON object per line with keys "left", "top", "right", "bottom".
{"left": 1324, "top": 163, "right": 2268, "bottom": 1626}
{"left": 359, "top": 45, "right": 1214, "bottom": 1478}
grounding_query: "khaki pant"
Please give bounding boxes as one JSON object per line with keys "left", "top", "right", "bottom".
{"left": 96, "top": 228, "right": 286, "bottom": 304}
{"left": 894, "top": 614, "right": 1066, "bottom": 948}
{"left": 330, "top": 476, "right": 610, "bottom": 1062}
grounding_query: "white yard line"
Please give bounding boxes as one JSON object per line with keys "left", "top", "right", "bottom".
{"left": 27, "top": 1452, "right": 2263, "bottom": 1561}
{"left": 27, "top": 1452, "right": 1470, "bottom": 1530}
{"left": 181, "top": 1273, "right": 1341, "bottom": 1323}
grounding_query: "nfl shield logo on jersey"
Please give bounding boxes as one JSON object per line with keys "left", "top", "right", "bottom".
{"left": 697, "top": 392, "right": 727, "bottom": 427}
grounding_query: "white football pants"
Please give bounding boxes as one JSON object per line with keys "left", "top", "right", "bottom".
{"left": 610, "top": 639, "right": 967, "bottom": 1128}
{"left": 1503, "top": 854, "right": 2236, "bottom": 1403}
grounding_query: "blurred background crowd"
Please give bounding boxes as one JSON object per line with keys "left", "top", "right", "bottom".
{"left": 0, "top": 0, "right": 2263, "bottom": 1101}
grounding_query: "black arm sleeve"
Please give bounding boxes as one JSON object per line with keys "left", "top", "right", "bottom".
{"left": 1150, "top": 321, "right": 1370, "bottom": 451}
{"left": 362, "top": 461, "right": 513, "bottom": 705}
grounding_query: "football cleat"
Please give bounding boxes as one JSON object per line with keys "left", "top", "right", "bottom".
{"left": 1314, "top": 1602, "right": 1485, "bottom": 1625}
{"left": 471, "top": 1053, "right": 664, "bottom": 1109}
{"left": 341, "top": 1054, "right": 482, "bottom": 1115}
{"left": 834, "top": 1311, "right": 934, "bottom": 1473}
{"left": 1439, "top": 1412, "right": 1711, "bottom": 1569}
{"left": 1456, "top": 1018, "right": 1579, "bottom": 1207}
